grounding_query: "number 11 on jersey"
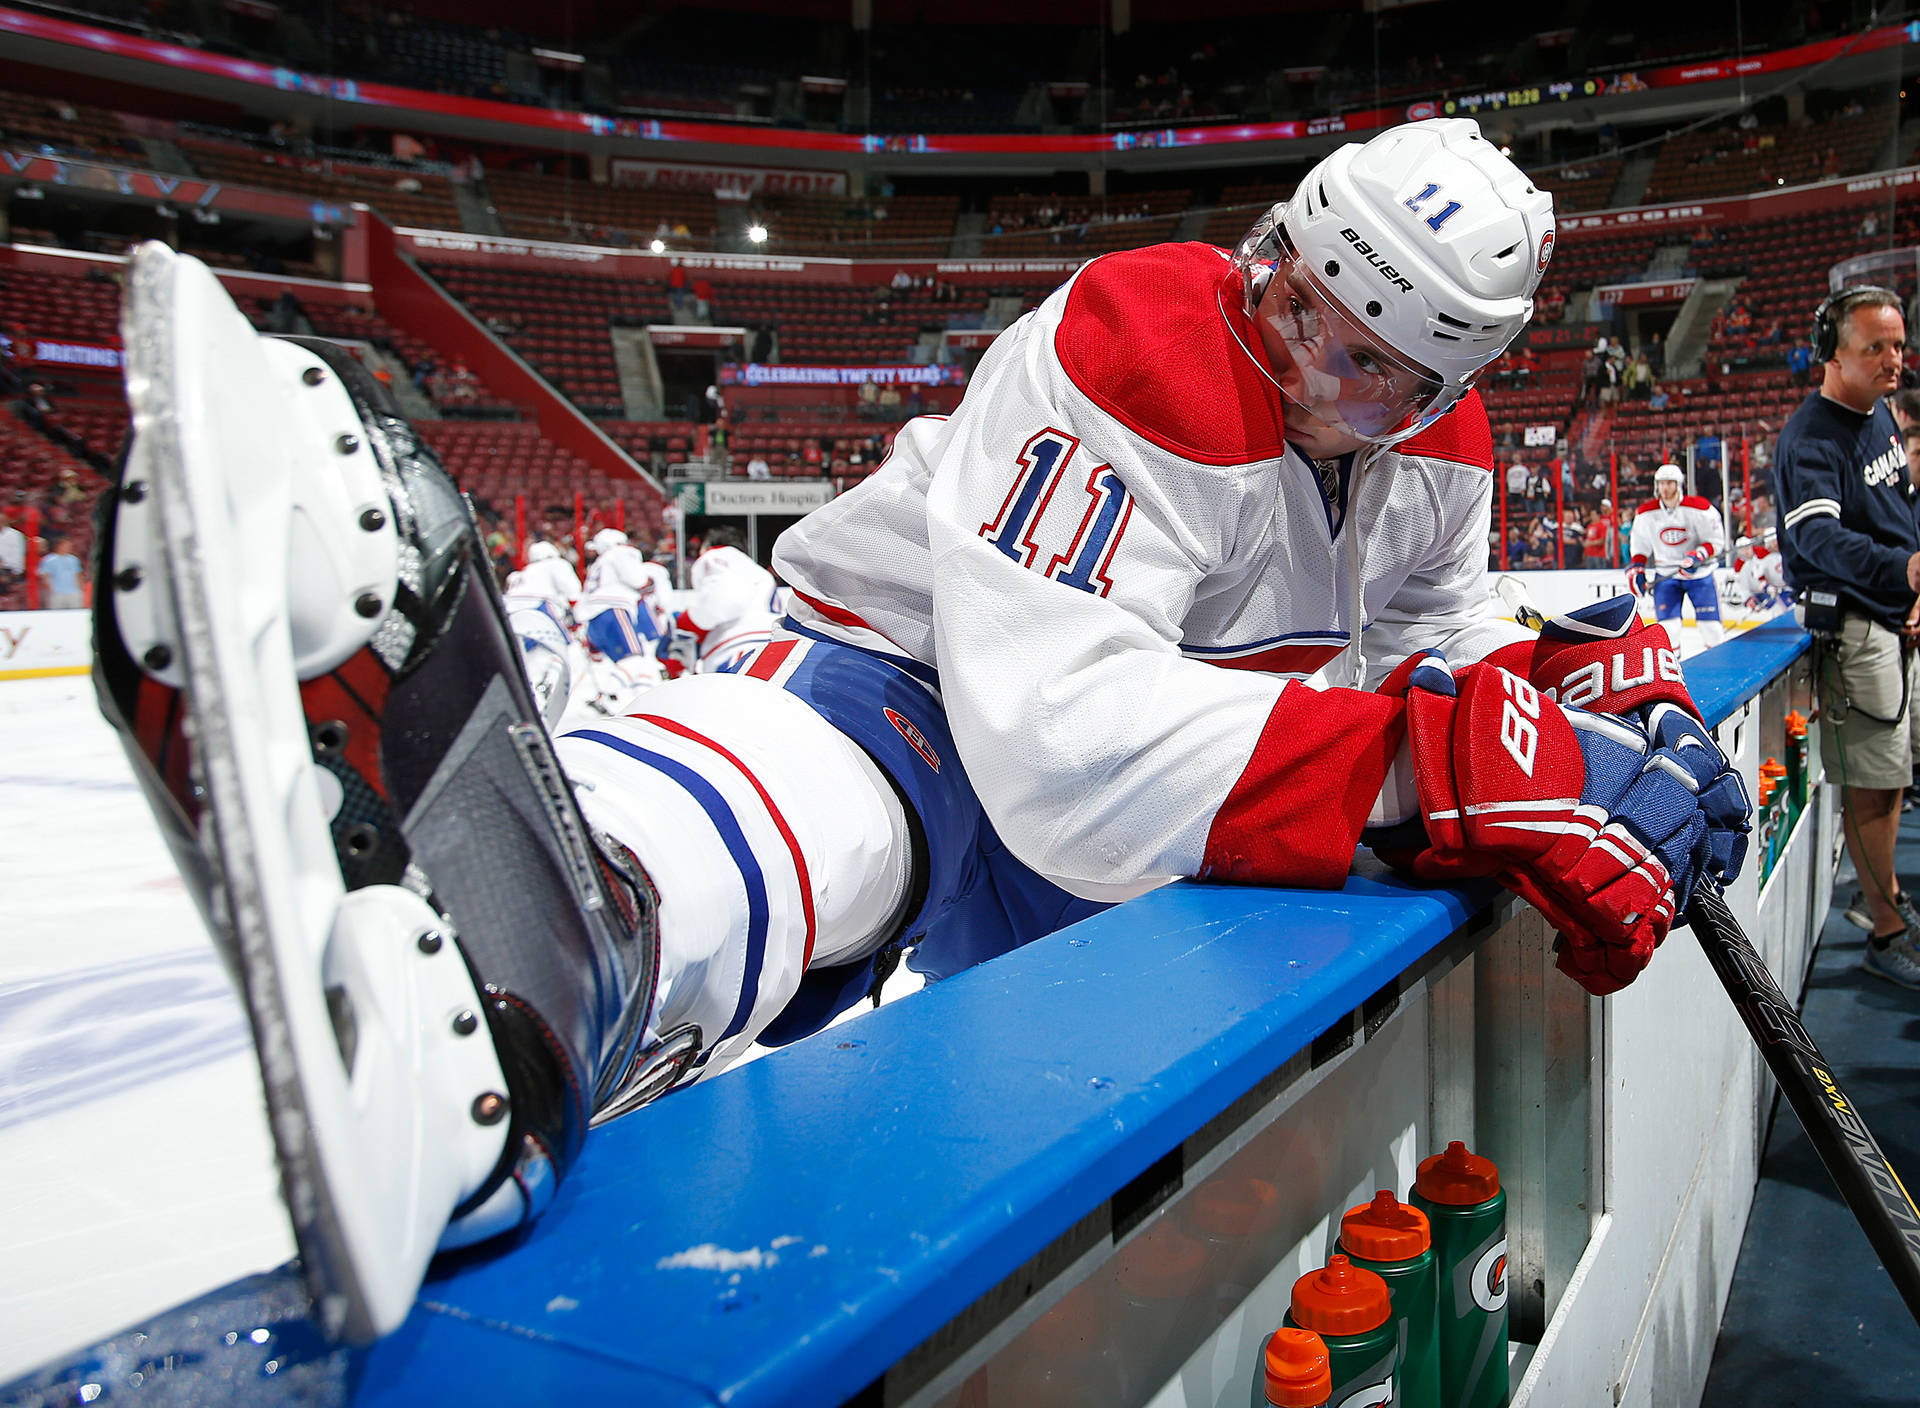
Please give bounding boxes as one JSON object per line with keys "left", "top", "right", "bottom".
{"left": 979, "top": 428, "right": 1134, "bottom": 598}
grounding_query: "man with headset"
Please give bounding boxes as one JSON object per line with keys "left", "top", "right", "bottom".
{"left": 1772, "top": 284, "right": 1920, "bottom": 987}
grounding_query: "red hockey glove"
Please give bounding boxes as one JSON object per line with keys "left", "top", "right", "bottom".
{"left": 1483, "top": 593, "right": 1695, "bottom": 718}
{"left": 1369, "top": 652, "right": 1729, "bottom": 995}
{"left": 1626, "top": 564, "right": 1649, "bottom": 598}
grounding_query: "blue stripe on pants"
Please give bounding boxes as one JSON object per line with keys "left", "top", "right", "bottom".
{"left": 568, "top": 728, "right": 768, "bottom": 1044}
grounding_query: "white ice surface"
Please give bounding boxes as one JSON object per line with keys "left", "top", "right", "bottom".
{"left": 0, "top": 675, "right": 293, "bottom": 1385}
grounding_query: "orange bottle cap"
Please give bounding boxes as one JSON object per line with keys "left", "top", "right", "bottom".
{"left": 1785, "top": 710, "right": 1808, "bottom": 736}
{"left": 1193, "top": 1178, "right": 1280, "bottom": 1239}
{"left": 1758, "top": 777, "right": 1777, "bottom": 804}
{"left": 1288, "top": 1254, "right": 1390, "bottom": 1336}
{"left": 1339, "top": 1190, "right": 1432, "bottom": 1262}
{"left": 1415, "top": 1140, "right": 1501, "bottom": 1205}
{"left": 1760, "top": 758, "right": 1786, "bottom": 778}
{"left": 1264, "top": 1326, "right": 1333, "bottom": 1406}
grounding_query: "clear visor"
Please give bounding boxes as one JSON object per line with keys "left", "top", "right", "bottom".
{"left": 1247, "top": 244, "right": 1448, "bottom": 442}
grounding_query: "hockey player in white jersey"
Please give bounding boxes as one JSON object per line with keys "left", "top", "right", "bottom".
{"left": 673, "top": 526, "right": 780, "bottom": 673}
{"left": 94, "top": 122, "right": 1748, "bottom": 1345}
{"left": 1733, "top": 538, "right": 1789, "bottom": 615}
{"left": 576, "top": 527, "right": 667, "bottom": 705}
{"left": 504, "top": 538, "right": 580, "bottom": 623}
{"left": 504, "top": 540, "right": 584, "bottom": 726}
{"left": 1629, "top": 463, "right": 1726, "bottom": 650}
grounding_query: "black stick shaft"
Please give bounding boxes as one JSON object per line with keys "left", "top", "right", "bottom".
{"left": 1687, "top": 877, "right": 1920, "bottom": 1325}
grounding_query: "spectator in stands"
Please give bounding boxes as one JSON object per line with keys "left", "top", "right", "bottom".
{"left": 857, "top": 379, "right": 881, "bottom": 420}
{"left": 1860, "top": 210, "right": 1881, "bottom": 239}
{"left": 1560, "top": 510, "right": 1585, "bottom": 568}
{"left": 37, "top": 535, "right": 83, "bottom": 610}
{"left": 1504, "top": 458, "right": 1529, "bottom": 505}
{"left": 1586, "top": 503, "right": 1615, "bottom": 568}
{"left": 1624, "top": 353, "right": 1655, "bottom": 400}
{"left": 1540, "top": 285, "right": 1566, "bottom": 322}
{"left": 1787, "top": 340, "right": 1814, "bottom": 382}
{"left": 877, "top": 383, "right": 903, "bottom": 417}
{"left": 1582, "top": 343, "right": 1609, "bottom": 407}
{"left": 746, "top": 452, "right": 771, "bottom": 481}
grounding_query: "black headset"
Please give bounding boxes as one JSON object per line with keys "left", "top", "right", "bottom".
{"left": 1811, "top": 283, "right": 1902, "bottom": 362}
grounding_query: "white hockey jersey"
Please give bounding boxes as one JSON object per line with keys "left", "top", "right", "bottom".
{"left": 1735, "top": 547, "right": 1786, "bottom": 605}
{"left": 578, "top": 543, "right": 661, "bottom": 623}
{"left": 773, "top": 241, "right": 1527, "bottom": 894}
{"left": 1629, "top": 496, "right": 1722, "bottom": 575}
{"left": 679, "top": 545, "right": 779, "bottom": 670}
{"left": 502, "top": 555, "right": 580, "bottom": 617}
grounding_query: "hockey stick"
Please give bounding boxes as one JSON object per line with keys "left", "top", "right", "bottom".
{"left": 1498, "top": 580, "right": 1920, "bottom": 1326}
{"left": 1687, "top": 874, "right": 1920, "bottom": 1324}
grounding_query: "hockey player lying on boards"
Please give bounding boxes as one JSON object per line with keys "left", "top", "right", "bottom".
{"left": 93, "top": 118, "right": 1750, "bottom": 1344}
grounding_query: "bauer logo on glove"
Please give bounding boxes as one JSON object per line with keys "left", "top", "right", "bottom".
{"left": 1370, "top": 648, "right": 1750, "bottom": 996}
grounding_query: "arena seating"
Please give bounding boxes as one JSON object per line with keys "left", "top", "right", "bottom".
{"left": 0, "top": 261, "right": 122, "bottom": 344}
{"left": 481, "top": 169, "right": 716, "bottom": 247}
{"left": 1532, "top": 158, "right": 1622, "bottom": 214}
{"left": 1642, "top": 108, "right": 1891, "bottom": 204}
{"left": 750, "top": 194, "right": 962, "bottom": 258}
{"left": 177, "top": 137, "right": 463, "bottom": 230}
{"left": 424, "top": 262, "right": 660, "bottom": 415}
{"left": 0, "top": 90, "right": 146, "bottom": 165}
{"left": 1200, "top": 182, "right": 1295, "bottom": 249}
{"left": 414, "top": 419, "right": 664, "bottom": 541}
{"left": 980, "top": 191, "right": 1191, "bottom": 257}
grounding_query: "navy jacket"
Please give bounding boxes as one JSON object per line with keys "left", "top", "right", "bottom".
{"left": 1771, "top": 392, "right": 1918, "bottom": 632}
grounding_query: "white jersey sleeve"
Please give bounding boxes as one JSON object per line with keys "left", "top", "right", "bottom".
{"left": 914, "top": 244, "right": 1407, "bottom": 893}
{"left": 1360, "top": 438, "right": 1529, "bottom": 683}
{"left": 1629, "top": 504, "right": 1660, "bottom": 565}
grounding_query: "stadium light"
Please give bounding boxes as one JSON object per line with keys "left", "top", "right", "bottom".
{"left": 747, "top": 223, "right": 769, "bottom": 244}
{"left": 650, "top": 238, "right": 667, "bottom": 254}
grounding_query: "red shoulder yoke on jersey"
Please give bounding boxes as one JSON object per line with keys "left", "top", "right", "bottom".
{"left": 1054, "top": 243, "right": 1288, "bottom": 466}
{"left": 1482, "top": 594, "right": 1696, "bottom": 717}
{"left": 1390, "top": 388, "right": 1495, "bottom": 472}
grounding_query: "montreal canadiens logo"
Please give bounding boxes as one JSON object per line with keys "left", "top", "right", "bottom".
{"left": 1537, "top": 229, "right": 1555, "bottom": 273}
{"left": 1406, "top": 101, "right": 1438, "bottom": 121}
{"left": 1659, "top": 526, "right": 1689, "bottom": 545}
{"left": 1472, "top": 1238, "right": 1510, "bottom": 1313}
{"left": 885, "top": 707, "right": 941, "bottom": 773}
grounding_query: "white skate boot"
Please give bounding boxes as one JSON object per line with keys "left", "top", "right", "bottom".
{"left": 94, "top": 245, "right": 698, "bottom": 1343}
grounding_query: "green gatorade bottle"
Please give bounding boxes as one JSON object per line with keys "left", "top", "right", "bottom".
{"left": 1284, "top": 1254, "right": 1398, "bottom": 1406}
{"left": 1411, "top": 1142, "right": 1508, "bottom": 1408}
{"left": 1261, "top": 1326, "right": 1332, "bottom": 1407}
{"left": 1340, "top": 1191, "right": 1441, "bottom": 1408}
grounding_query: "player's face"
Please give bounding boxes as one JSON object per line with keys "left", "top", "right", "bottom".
{"left": 1832, "top": 303, "right": 1906, "bottom": 409}
{"left": 1657, "top": 479, "right": 1681, "bottom": 507}
{"left": 1253, "top": 261, "right": 1444, "bottom": 457}
{"left": 1905, "top": 435, "right": 1920, "bottom": 483}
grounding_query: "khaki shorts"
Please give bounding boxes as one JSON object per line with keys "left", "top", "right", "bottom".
{"left": 1817, "top": 613, "right": 1920, "bottom": 791}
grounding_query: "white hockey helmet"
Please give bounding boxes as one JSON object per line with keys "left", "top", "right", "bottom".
{"left": 527, "top": 540, "right": 560, "bottom": 562}
{"left": 1230, "top": 118, "right": 1556, "bottom": 446}
{"left": 590, "top": 528, "right": 628, "bottom": 554}
{"left": 1654, "top": 463, "right": 1684, "bottom": 486}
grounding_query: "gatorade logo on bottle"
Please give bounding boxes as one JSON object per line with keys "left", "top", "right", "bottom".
{"left": 1336, "top": 1375, "right": 1395, "bottom": 1408}
{"left": 1471, "top": 1238, "right": 1509, "bottom": 1313}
